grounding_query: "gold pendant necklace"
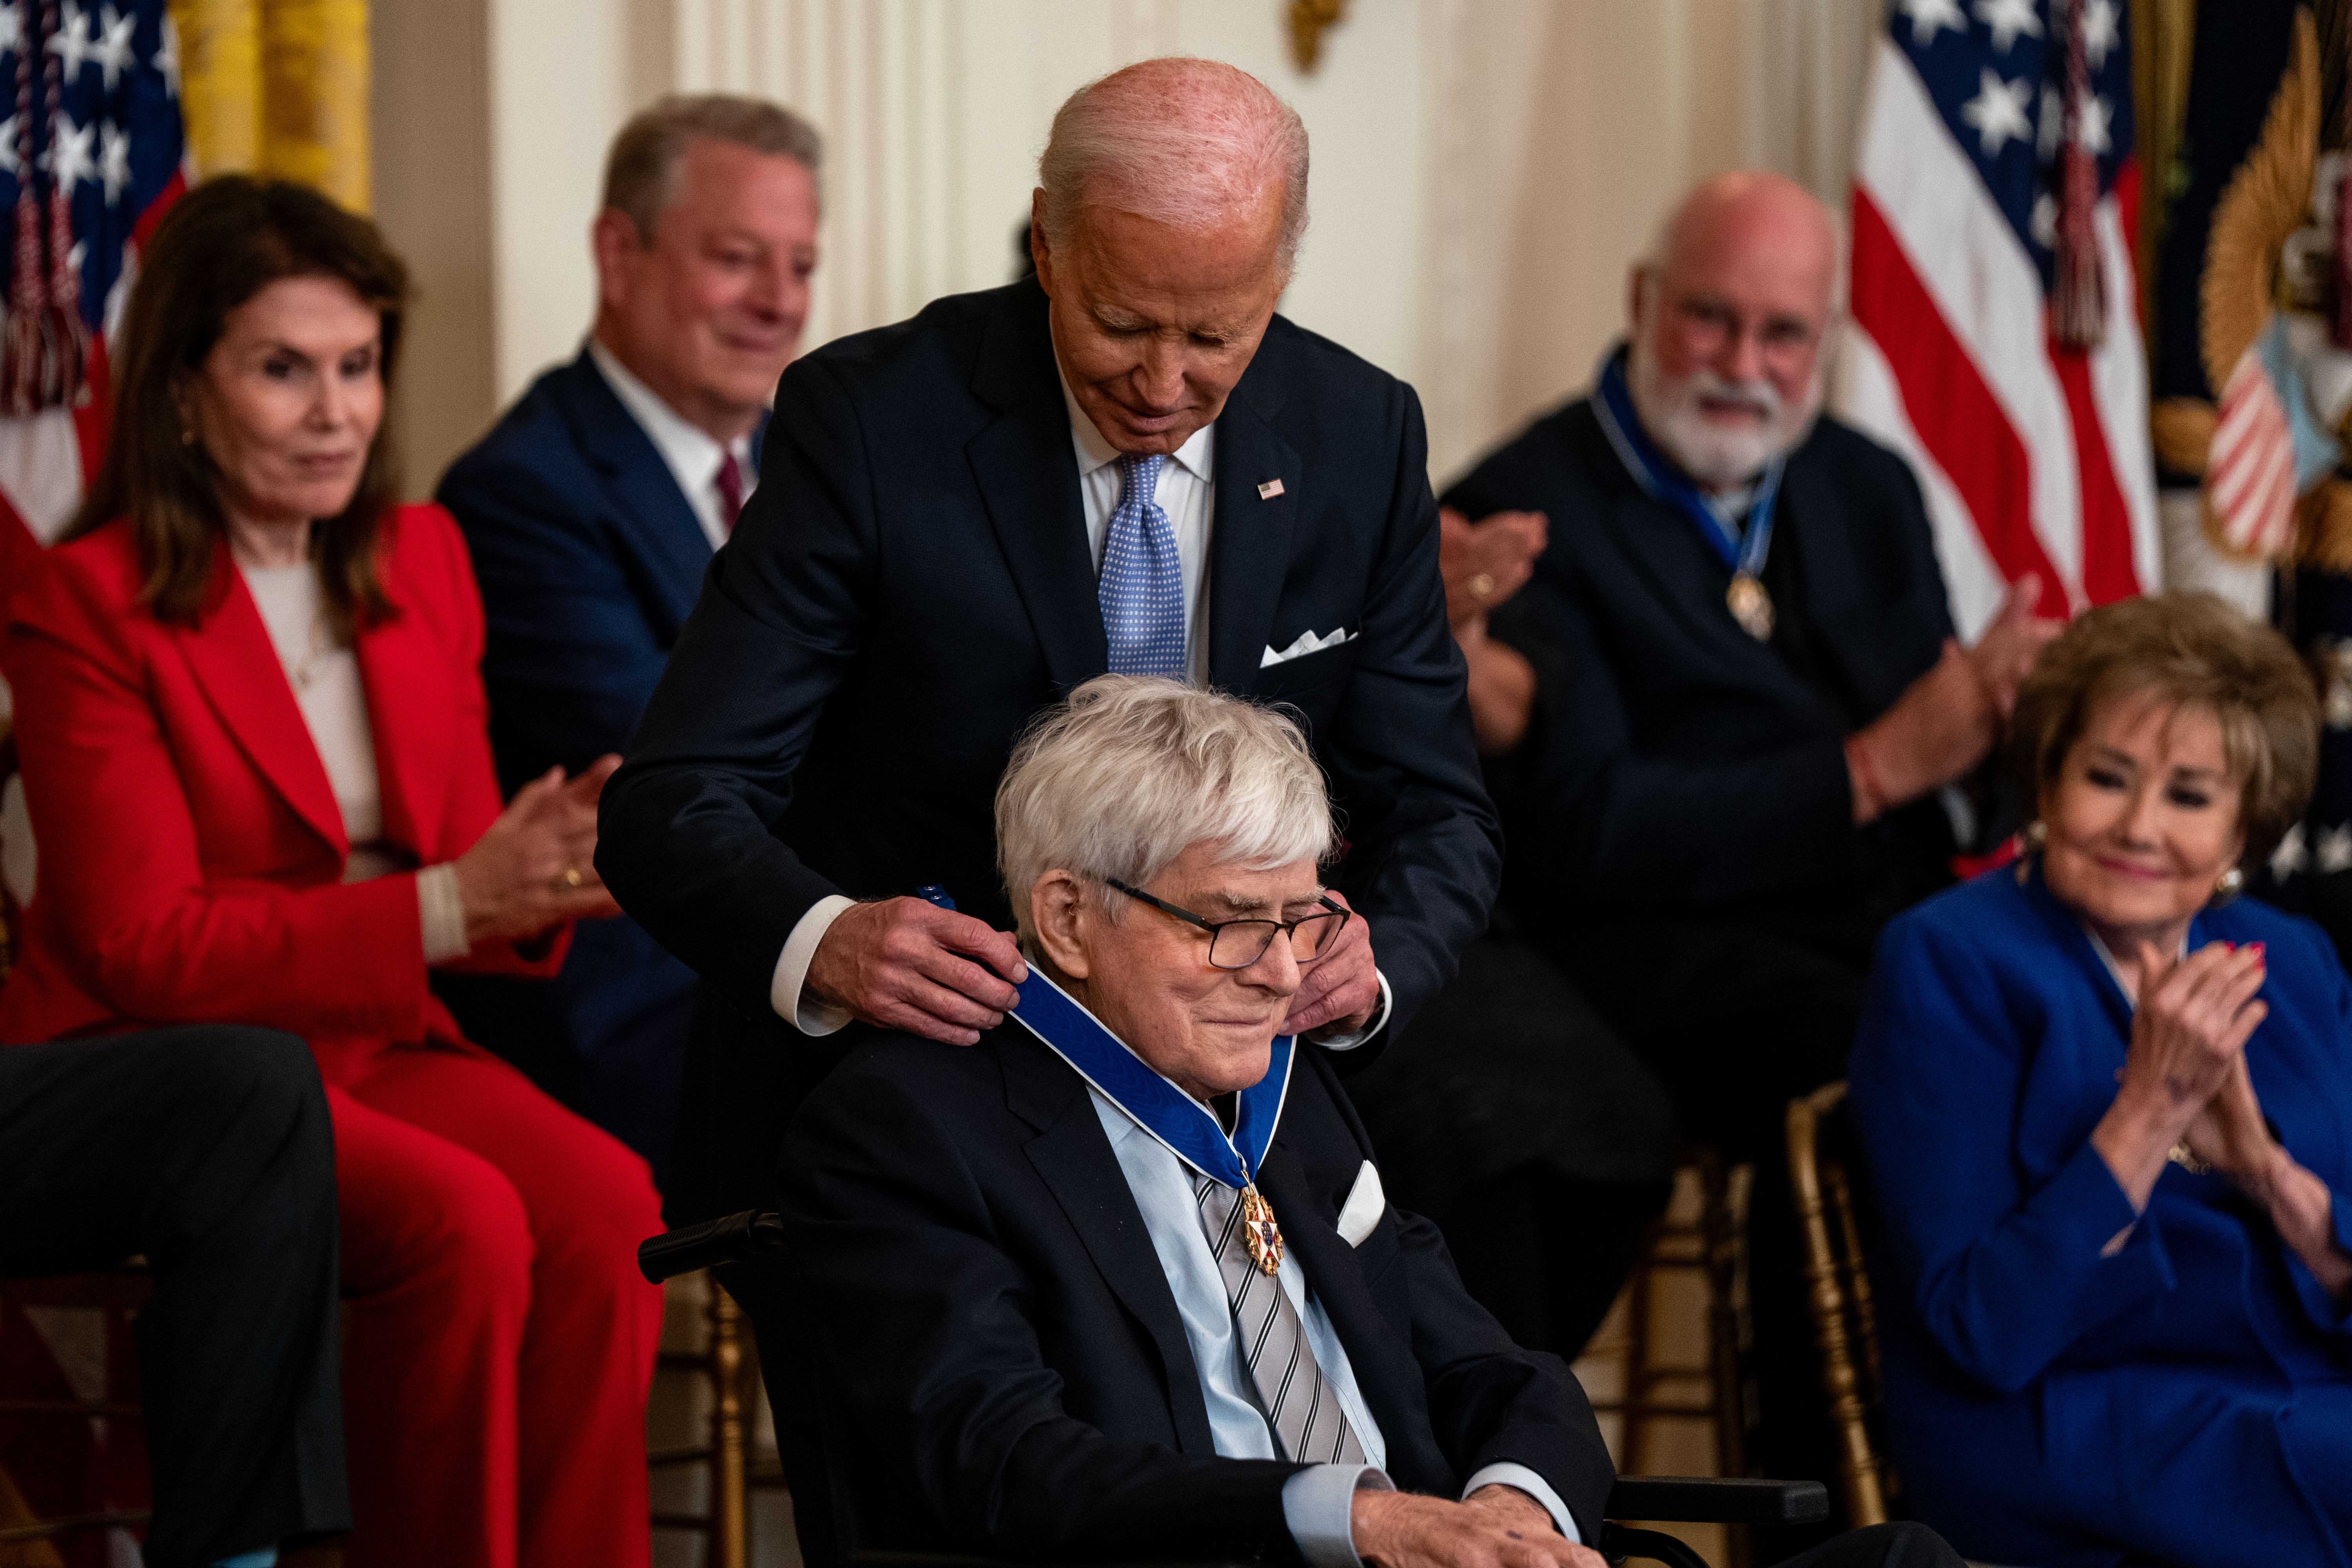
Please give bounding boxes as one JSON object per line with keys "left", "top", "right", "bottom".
{"left": 1239, "top": 1183, "right": 1285, "bottom": 1277}
{"left": 1726, "top": 571, "right": 1775, "bottom": 641}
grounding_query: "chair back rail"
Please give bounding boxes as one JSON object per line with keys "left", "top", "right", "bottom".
{"left": 1785, "top": 1081, "right": 1890, "bottom": 1528}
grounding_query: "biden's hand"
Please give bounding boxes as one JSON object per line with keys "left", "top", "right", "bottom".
{"left": 805, "top": 897, "right": 1029, "bottom": 1046}
{"left": 1286, "top": 890, "right": 1377, "bottom": 1040}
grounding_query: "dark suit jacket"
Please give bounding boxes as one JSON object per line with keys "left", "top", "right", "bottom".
{"left": 601, "top": 278, "right": 1499, "bottom": 1224}
{"left": 433, "top": 350, "right": 756, "bottom": 1178}
{"left": 1443, "top": 396, "right": 1957, "bottom": 1095}
{"left": 781, "top": 1023, "right": 1615, "bottom": 1561}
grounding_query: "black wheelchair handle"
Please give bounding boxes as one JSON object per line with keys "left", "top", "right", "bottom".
{"left": 635, "top": 1209, "right": 785, "bottom": 1283}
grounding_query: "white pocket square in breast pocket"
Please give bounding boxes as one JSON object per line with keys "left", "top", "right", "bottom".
{"left": 1335, "top": 1160, "right": 1385, "bottom": 1247}
{"left": 1261, "top": 626, "right": 1357, "bottom": 668}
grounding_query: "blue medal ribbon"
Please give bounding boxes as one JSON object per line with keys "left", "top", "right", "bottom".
{"left": 1592, "top": 347, "right": 1784, "bottom": 585}
{"left": 912, "top": 882, "right": 1294, "bottom": 1188}
{"left": 1009, "top": 969, "right": 1294, "bottom": 1190}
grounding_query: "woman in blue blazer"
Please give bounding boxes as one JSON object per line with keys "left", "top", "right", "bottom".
{"left": 1849, "top": 593, "right": 2352, "bottom": 1568}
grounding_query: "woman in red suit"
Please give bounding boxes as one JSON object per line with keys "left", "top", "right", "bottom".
{"left": 0, "top": 177, "right": 664, "bottom": 1568}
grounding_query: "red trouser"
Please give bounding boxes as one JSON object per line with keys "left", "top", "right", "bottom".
{"left": 327, "top": 1043, "right": 664, "bottom": 1568}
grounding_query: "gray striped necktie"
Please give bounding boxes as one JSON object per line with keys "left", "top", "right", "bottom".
{"left": 1195, "top": 1176, "right": 1369, "bottom": 1465}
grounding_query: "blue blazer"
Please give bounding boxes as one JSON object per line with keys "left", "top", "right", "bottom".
{"left": 1849, "top": 866, "right": 2352, "bottom": 1568}
{"left": 432, "top": 350, "right": 761, "bottom": 1180}
{"left": 597, "top": 277, "right": 1500, "bottom": 1227}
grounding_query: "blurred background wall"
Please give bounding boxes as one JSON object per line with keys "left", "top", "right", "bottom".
{"left": 372, "top": 0, "right": 1878, "bottom": 496}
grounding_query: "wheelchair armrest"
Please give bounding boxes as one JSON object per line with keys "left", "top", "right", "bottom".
{"left": 1605, "top": 1476, "right": 1829, "bottom": 1524}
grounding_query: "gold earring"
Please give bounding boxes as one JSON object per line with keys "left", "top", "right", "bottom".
{"left": 2023, "top": 820, "right": 2047, "bottom": 851}
{"left": 2213, "top": 866, "right": 2245, "bottom": 902}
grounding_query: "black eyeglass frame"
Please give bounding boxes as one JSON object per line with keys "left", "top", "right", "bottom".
{"left": 1102, "top": 878, "right": 1350, "bottom": 971}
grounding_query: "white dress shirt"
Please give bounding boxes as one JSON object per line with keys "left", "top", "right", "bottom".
{"left": 1085, "top": 1090, "right": 1581, "bottom": 1566}
{"left": 766, "top": 369, "right": 1386, "bottom": 1047}
{"left": 586, "top": 337, "right": 757, "bottom": 550}
{"left": 241, "top": 561, "right": 468, "bottom": 962}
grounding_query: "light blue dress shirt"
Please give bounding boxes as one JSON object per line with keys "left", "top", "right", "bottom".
{"left": 1087, "top": 1093, "right": 1581, "bottom": 1565}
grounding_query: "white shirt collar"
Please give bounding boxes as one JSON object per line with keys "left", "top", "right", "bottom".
{"left": 586, "top": 336, "right": 756, "bottom": 494}
{"left": 1056, "top": 356, "right": 1216, "bottom": 484}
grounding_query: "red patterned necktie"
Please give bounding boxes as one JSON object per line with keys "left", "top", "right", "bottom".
{"left": 714, "top": 452, "right": 745, "bottom": 534}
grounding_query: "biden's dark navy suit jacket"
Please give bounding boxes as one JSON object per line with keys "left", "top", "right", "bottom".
{"left": 435, "top": 350, "right": 762, "bottom": 1181}
{"left": 599, "top": 277, "right": 1499, "bottom": 1226}
{"left": 780, "top": 1022, "right": 1615, "bottom": 1559}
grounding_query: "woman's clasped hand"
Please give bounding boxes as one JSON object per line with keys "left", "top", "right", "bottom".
{"left": 451, "top": 755, "right": 625, "bottom": 945}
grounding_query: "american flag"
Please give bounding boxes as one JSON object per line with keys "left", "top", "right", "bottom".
{"left": 0, "top": 0, "right": 182, "bottom": 576}
{"left": 1835, "top": 0, "right": 2159, "bottom": 636}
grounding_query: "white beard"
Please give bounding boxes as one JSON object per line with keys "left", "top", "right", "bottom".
{"left": 1627, "top": 326, "right": 1822, "bottom": 489}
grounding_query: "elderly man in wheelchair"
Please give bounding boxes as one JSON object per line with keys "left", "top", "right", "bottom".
{"left": 763, "top": 675, "right": 1960, "bottom": 1568}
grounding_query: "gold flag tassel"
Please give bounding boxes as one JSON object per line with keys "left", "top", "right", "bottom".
{"left": 2051, "top": 0, "right": 2107, "bottom": 350}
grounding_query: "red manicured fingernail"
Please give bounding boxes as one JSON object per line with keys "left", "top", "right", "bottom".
{"left": 2248, "top": 942, "right": 2265, "bottom": 961}
{"left": 2223, "top": 942, "right": 2236, "bottom": 952}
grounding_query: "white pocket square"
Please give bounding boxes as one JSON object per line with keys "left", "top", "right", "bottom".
{"left": 1335, "top": 1160, "right": 1385, "bottom": 1247}
{"left": 1260, "top": 627, "right": 1357, "bottom": 668}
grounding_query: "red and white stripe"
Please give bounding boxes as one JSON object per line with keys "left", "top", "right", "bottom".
{"left": 1833, "top": 36, "right": 2157, "bottom": 639}
{"left": 2207, "top": 346, "right": 2298, "bottom": 559}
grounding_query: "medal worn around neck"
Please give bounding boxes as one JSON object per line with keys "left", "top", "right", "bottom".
{"left": 1593, "top": 351, "right": 1787, "bottom": 646}
{"left": 1239, "top": 1183, "right": 1285, "bottom": 1276}
{"left": 1726, "top": 571, "right": 1775, "bottom": 641}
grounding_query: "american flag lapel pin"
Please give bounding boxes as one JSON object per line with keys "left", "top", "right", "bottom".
{"left": 1257, "top": 479, "right": 1285, "bottom": 499}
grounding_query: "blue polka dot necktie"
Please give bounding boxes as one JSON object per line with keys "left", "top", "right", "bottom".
{"left": 1100, "top": 452, "right": 1187, "bottom": 677}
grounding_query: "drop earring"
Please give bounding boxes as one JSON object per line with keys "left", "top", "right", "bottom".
{"left": 2212, "top": 866, "right": 2246, "bottom": 903}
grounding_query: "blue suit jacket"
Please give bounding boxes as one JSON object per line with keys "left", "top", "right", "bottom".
{"left": 597, "top": 278, "right": 1500, "bottom": 1227}
{"left": 432, "top": 350, "right": 762, "bottom": 1181}
{"left": 1850, "top": 866, "right": 2352, "bottom": 1568}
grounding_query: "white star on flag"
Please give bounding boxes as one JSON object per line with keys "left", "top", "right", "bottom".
{"left": 98, "top": 119, "right": 127, "bottom": 203}
{"left": 0, "top": 3, "right": 22, "bottom": 60}
{"left": 90, "top": 3, "right": 134, "bottom": 92}
{"left": 152, "top": 13, "right": 178, "bottom": 98}
{"left": 2272, "top": 823, "right": 2310, "bottom": 881}
{"left": 1973, "top": 0, "right": 2043, "bottom": 53}
{"left": 2081, "top": 0, "right": 2120, "bottom": 69}
{"left": 1960, "top": 69, "right": 2035, "bottom": 156}
{"left": 1900, "top": 0, "right": 1966, "bottom": 46}
{"left": 0, "top": 114, "right": 18, "bottom": 176}
{"left": 2321, "top": 824, "right": 2352, "bottom": 875}
{"left": 2076, "top": 94, "right": 2113, "bottom": 156}
{"left": 47, "top": 109, "right": 94, "bottom": 197}
{"left": 50, "top": 0, "right": 92, "bottom": 79}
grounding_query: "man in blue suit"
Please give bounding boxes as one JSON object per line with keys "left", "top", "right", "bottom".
{"left": 434, "top": 94, "right": 823, "bottom": 1183}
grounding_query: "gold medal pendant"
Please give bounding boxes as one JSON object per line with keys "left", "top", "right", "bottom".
{"left": 1239, "top": 1183, "right": 1285, "bottom": 1277}
{"left": 1726, "top": 572, "right": 1775, "bottom": 641}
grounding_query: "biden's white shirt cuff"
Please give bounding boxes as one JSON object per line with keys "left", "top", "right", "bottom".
{"left": 769, "top": 895, "right": 857, "bottom": 1035}
{"left": 1307, "top": 969, "right": 1390, "bottom": 1051}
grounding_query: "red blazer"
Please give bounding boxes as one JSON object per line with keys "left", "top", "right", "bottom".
{"left": 0, "top": 503, "right": 568, "bottom": 1082}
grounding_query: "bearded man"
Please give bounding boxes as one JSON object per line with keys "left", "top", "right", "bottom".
{"left": 1441, "top": 171, "right": 2062, "bottom": 1512}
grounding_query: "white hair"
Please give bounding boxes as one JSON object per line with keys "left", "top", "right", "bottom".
{"left": 1037, "top": 57, "right": 1310, "bottom": 275}
{"left": 995, "top": 676, "right": 1335, "bottom": 945}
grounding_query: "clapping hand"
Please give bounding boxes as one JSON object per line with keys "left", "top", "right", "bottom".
{"left": 2091, "top": 939, "right": 2269, "bottom": 1209}
{"left": 452, "top": 756, "right": 624, "bottom": 946}
{"left": 1439, "top": 507, "right": 1548, "bottom": 633}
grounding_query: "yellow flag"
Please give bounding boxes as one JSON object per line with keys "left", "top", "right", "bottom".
{"left": 167, "top": 0, "right": 368, "bottom": 213}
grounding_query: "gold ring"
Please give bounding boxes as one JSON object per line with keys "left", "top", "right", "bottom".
{"left": 1466, "top": 572, "right": 1496, "bottom": 602}
{"left": 559, "top": 866, "right": 583, "bottom": 889}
